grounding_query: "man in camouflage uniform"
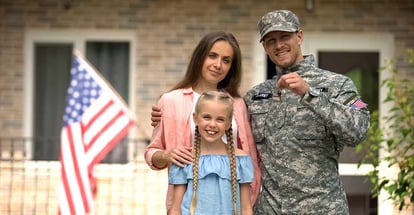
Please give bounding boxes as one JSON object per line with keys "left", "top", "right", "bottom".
{"left": 244, "top": 10, "right": 370, "bottom": 214}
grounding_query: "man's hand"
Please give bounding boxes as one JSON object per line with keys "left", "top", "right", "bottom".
{"left": 151, "top": 105, "right": 162, "bottom": 127}
{"left": 276, "top": 72, "right": 309, "bottom": 97}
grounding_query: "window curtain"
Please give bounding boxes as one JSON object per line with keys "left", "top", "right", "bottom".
{"left": 34, "top": 44, "right": 72, "bottom": 160}
{"left": 86, "top": 42, "right": 130, "bottom": 164}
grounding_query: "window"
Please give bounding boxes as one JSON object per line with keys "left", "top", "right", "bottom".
{"left": 25, "top": 30, "right": 135, "bottom": 163}
{"left": 33, "top": 43, "right": 73, "bottom": 160}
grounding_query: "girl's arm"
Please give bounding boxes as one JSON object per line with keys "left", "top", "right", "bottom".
{"left": 239, "top": 183, "right": 253, "bottom": 215}
{"left": 168, "top": 184, "right": 187, "bottom": 215}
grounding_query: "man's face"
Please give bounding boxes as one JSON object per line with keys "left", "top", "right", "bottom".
{"left": 262, "top": 30, "right": 303, "bottom": 69}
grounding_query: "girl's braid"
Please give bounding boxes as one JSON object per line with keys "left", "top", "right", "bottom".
{"left": 190, "top": 125, "right": 201, "bottom": 215}
{"left": 226, "top": 126, "right": 238, "bottom": 215}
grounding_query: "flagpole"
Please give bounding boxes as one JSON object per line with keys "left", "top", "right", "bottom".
{"left": 72, "top": 50, "right": 136, "bottom": 122}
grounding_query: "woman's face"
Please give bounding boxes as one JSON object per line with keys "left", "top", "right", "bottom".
{"left": 200, "top": 40, "right": 234, "bottom": 86}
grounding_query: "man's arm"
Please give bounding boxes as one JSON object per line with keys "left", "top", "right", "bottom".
{"left": 151, "top": 105, "right": 162, "bottom": 127}
{"left": 301, "top": 78, "right": 370, "bottom": 147}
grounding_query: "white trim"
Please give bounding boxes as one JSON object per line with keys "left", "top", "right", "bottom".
{"left": 338, "top": 163, "right": 374, "bottom": 176}
{"left": 252, "top": 33, "right": 266, "bottom": 86}
{"left": 24, "top": 29, "right": 137, "bottom": 160}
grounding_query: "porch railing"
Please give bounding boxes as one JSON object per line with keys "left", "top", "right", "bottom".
{"left": 0, "top": 137, "right": 168, "bottom": 215}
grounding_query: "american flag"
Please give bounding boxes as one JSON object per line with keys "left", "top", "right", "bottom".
{"left": 350, "top": 98, "right": 368, "bottom": 109}
{"left": 59, "top": 52, "right": 135, "bottom": 215}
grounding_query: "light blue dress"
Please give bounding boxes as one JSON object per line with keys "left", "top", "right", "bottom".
{"left": 168, "top": 154, "right": 254, "bottom": 215}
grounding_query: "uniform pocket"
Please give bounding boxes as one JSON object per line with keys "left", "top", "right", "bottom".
{"left": 290, "top": 105, "right": 327, "bottom": 140}
{"left": 248, "top": 100, "right": 271, "bottom": 143}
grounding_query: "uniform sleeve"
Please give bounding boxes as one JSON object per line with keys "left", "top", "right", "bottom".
{"left": 301, "top": 78, "right": 370, "bottom": 149}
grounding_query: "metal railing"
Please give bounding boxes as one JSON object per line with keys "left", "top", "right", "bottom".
{"left": 0, "top": 137, "right": 168, "bottom": 215}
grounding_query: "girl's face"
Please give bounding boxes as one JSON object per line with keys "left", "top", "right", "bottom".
{"left": 199, "top": 40, "right": 234, "bottom": 86}
{"left": 262, "top": 30, "right": 303, "bottom": 69}
{"left": 193, "top": 100, "right": 231, "bottom": 144}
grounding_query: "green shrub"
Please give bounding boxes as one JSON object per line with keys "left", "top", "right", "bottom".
{"left": 357, "top": 48, "right": 414, "bottom": 211}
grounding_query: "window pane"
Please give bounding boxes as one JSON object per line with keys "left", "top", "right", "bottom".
{"left": 34, "top": 43, "right": 73, "bottom": 160}
{"left": 267, "top": 55, "right": 277, "bottom": 79}
{"left": 318, "top": 51, "right": 379, "bottom": 112}
{"left": 86, "top": 41, "right": 130, "bottom": 164}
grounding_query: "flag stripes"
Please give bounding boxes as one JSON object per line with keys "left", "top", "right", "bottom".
{"left": 59, "top": 51, "right": 134, "bottom": 215}
{"left": 60, "top": 125, "right": 93, "bottom": 215}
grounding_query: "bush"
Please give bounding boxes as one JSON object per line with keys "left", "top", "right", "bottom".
{"left": 357, "top": 48, "right": 414, "bottom": 211}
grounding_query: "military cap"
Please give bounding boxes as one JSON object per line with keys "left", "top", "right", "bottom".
{"left": 258, "top": 10, "right": 301, "bottom": 41}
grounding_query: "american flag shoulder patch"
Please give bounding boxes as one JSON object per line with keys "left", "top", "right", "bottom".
{"left": 350, "top": 99, "right": 368, "bottom": 109}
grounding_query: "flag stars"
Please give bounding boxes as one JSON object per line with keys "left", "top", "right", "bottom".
{"left": 71, "top": 110, "right": 78, "bottom": 118}
{"left": 73, "top": 91, "right": 80, "bottom": 99}
{"left": 63, "top": 59, "right": 102, "bottom": 126}
{"left": 91, "top": 89, "right": 98, "bottom": 97}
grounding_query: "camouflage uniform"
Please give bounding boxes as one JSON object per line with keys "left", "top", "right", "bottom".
{"left": 244, "top": 55, "right": 370, "bottom": 215}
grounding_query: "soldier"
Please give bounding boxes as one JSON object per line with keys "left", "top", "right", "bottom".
{"left": 244, "top": 10, "right": 370, "bottom": 214}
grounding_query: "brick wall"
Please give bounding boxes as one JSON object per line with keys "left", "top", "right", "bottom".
{"left": 0, "top": 0, "right": 413, "bottom": 137}
{"left": 0, "top": 0, "right": 413, "bottom": 214}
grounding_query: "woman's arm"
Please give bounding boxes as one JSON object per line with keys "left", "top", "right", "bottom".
{"left": 145, "top": 94, "right": 192, "bottom": 169}
{"left": 152, "top": 146, "right": 193, "bottom": 168}
{"left": 234, "top": 98, "right": 261, "bottom": 204}
{"left": 168, "top": 184, "right": 187, "bottom": 215}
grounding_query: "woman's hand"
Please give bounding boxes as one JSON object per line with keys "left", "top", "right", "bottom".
{"left": 164, "top": 145, "right": 193, "bottom": 167}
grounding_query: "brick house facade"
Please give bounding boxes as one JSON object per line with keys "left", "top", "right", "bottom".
{"left": 1, "top": 0, "right": 413, "bottom": 214}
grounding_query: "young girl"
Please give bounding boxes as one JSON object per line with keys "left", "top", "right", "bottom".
{"left": 168, "top": 91, "right": 253, "bottom": 215}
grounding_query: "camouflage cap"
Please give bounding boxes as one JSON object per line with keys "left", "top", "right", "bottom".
{"left": 258, "top": 10, "right": 301, "bottom": 42}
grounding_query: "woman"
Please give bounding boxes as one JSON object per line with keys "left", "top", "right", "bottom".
{"left": 144, "top": 31, "right": 260, "bottom": 212}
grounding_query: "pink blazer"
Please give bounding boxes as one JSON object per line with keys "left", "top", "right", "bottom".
{"left": 145, "top": 88, "right": 261, "bottom": 210}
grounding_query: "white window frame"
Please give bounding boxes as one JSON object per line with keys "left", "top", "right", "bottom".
{"left": 24, "top": 30, "right": 137, "bottom": 160}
